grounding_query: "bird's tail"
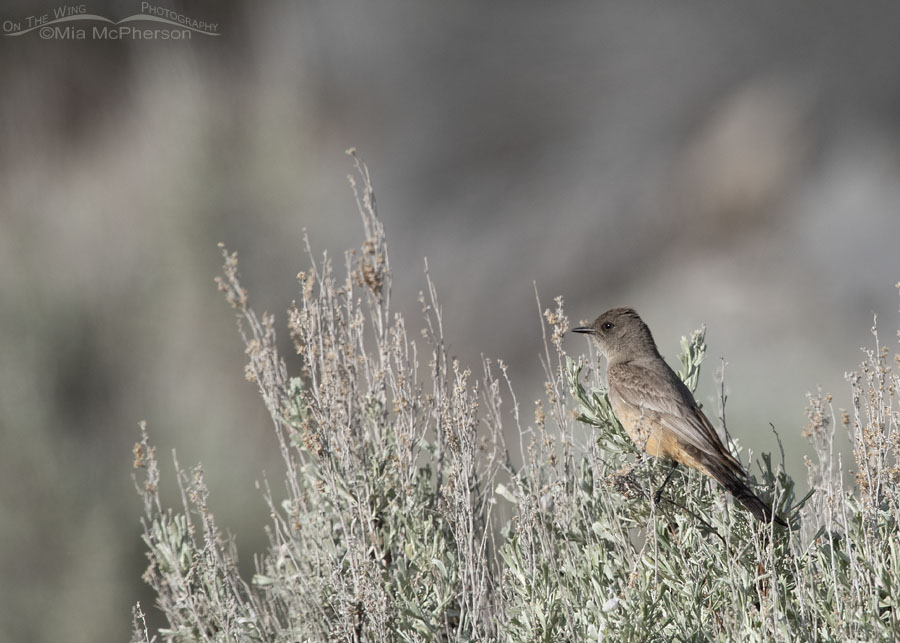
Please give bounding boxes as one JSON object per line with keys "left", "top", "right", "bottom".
{"left": 708, "top": 463, "right": 787, "bottom": 527}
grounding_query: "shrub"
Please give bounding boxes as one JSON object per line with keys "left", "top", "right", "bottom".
{"left": 132, "top": 153, "right": 900, "bottom": 642}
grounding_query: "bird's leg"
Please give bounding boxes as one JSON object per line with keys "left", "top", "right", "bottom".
{"left": 654, "top": 461, "right": 679, "bottom": 505}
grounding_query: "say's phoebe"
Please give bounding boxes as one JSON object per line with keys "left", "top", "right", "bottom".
{"left": 573, "top": 307, "right": 785, "bottom": 526}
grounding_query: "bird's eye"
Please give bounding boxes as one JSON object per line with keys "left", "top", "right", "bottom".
{"left": 602, "top": 322, "right": 614, "bottom": 331}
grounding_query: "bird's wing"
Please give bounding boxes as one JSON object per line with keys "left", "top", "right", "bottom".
{"left": 608, "top": 361, "right": 741, "bottom": 468}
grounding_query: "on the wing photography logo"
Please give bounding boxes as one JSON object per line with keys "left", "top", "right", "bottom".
{"left": 2, "top": 3, "right": 219, "bottom": 40}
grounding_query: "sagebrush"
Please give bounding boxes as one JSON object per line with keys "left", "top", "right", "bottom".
{"left": 132, "top": 154, "right": 900, "bottom": 642}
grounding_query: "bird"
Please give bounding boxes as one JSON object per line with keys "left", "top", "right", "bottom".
{"left": 573, "top": 307, "right": 785, "bottom": 526}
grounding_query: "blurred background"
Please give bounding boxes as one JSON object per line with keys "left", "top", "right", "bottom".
{"left": 2, "top": 1, "right": 900, "bottom": 640}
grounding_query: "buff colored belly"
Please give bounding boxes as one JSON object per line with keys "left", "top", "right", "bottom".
{"left": 609, "top": 395, "right": 707, "bottom": 473}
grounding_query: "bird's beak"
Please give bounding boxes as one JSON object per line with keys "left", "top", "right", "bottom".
{"left": 571, "top": 326, "right": 594, "bottom": 334}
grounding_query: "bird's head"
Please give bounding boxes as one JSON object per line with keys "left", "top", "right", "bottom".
{"left": 572, "top": 307, "right": 659, "bottom": 363}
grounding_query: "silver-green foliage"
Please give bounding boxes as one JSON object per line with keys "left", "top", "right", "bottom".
{"left": 133, "top": 157, "right": 900, "bottom": 642}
